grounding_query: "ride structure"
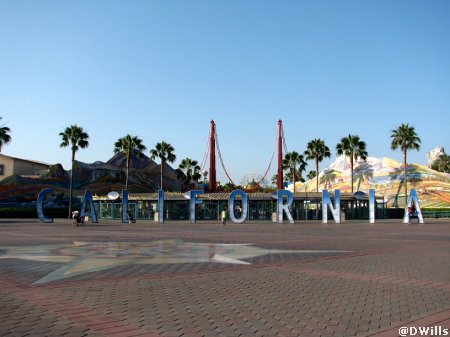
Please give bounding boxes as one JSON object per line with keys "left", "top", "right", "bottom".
{"left": 201, "top": 119, "right": 287, "bottom": 192}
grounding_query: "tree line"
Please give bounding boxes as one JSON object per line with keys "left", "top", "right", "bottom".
{"left": 0, "top": 118, "right": 436, "bottom": 213}
{"left": 280, "top": 124, "right": 422, "bottom": 212}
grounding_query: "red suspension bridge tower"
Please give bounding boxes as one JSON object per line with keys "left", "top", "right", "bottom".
{"left": 209, "top": 120, "right": 217, "bottom": 192}
{"left": 277, "top": 119, "right": 284, "bottom": 190}
{"left": 205, "top": 119, "right": 285, "bottom": 192}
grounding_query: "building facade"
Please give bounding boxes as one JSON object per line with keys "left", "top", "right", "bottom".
{"left": 0, "top": 154, "right": 50, "bottom": 181}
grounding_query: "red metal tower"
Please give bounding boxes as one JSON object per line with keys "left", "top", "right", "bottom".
{"left": 209, "top": 120, "right": 217, "bottom": 192}
{"left": 277, "top": 119, "right": 284, "bottom": 190}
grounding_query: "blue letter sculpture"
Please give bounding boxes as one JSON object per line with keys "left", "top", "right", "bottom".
{"left": 228, "top": 190, "right": 248, "bottom": 223}
{"left": 122, "top": 190, "right": 129, "bottom": 223}
{"left": 36, "top": 188, "right": 53, "bottom": 223}
{"left": 185, "top": 190, "right": 203, "bottom": 224}
{"left": 157, "top": 190, "right": 164, "bottom": 223}
{"left": 80, "top": 189, "right": 98, "bottom": 223}
{"left": 272, "top": 190, "right": 294, "bottom": 224}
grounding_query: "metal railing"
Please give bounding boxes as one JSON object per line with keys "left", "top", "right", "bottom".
{"left": 421, "top": 211, "right": 450, "bottom": 219}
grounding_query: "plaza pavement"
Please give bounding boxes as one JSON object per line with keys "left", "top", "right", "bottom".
{"left": 0, "top": 218, "right": 449, "bottom": 337}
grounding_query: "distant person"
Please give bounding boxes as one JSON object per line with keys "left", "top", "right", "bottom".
{"left": 72, "top": 210, "right": 83, "bottom": 226}
{"left": 221, "top": 209, "right": 227, "bottom": 225}
{"left": 407, "top": 206, "right": 413, "bottom": 224}
{"left": 127, "top": 211, "right": 134, "bottom": 223}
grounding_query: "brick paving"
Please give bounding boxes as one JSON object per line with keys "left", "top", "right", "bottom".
{"left": 0, "top": 218, "right": 449, "bottom": 336}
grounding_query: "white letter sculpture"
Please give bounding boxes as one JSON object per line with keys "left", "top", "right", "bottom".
{"left": 272, "top": 190, "right": 294, "bottom": 224}
{"left": 322, "top": 190, "right": 340, "bottom": 224}
{"left": 228, "top": 190, "right": 248, "bottom": 223}
{"left": 403, "top": 188, "right": 424, "bottom": 224}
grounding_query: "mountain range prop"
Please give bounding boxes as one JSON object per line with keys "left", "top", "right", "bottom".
{"left": 0, "top": 152, "right": 449, "bottom": 209}
{"left": 0, "top": 153, "right": 179, "bottom": 208}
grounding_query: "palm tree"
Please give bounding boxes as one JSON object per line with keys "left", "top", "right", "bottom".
{"left": 113, "top": 135, "right": 147, "bottom": 190}
{"left": 59, "top": 124, "right": 89, "bottom": 217}
{"left": 177, "top": 158, "right": 201, "bottom": 191}
{"left": 271, "top": 174, "right": 278, "bottom": 187}
{"left": 282, "top": 151, "right": 306, "bottom": 193}
{"left": 336, "top": 134, "right": 368, "bottom": 193}
{"left": 432, "top": 154, "right": 450, "bottom": 173}
{"left": 0, "top": 117, "right": 11, "bottom": 152}
{"left": 307, "top": 170, "right": 316, "bottom": 180}
{"left": 150, "top": 141, "right": 176, "bottom": 190}
{"left": 390, "top": 123, "right": 421, "bottom": 207}
{"left": 304, "top": 139, "right": 331, "bottom": 192}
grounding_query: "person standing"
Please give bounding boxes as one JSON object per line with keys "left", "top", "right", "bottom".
{"left": 221, "top": 209, "right": 227, "bottom": 225}
{"left": 407, "top": 206, "right": 413, "bottom": 224}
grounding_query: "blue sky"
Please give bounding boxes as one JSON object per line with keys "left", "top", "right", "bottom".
{"left": 1, "top": 1, "right": 449, "bottom": 185}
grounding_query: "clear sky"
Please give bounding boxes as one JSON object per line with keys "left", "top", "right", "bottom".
{"left": 1, "top": 1, "right": 449, "bottom": 185}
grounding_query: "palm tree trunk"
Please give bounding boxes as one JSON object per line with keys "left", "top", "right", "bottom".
{"left": 126, "top": 154, "right": 130, "bottom": 191}
{"left": 403, "top": 148, "right": 408, "bottom": 208}
{"left": 160, "top": 161, "right": 164, "bottom": 190}
{"left": 293, "top": 166, "right": 296, "bottom": 193}
{"left": 350, "top": 155, "right": 354, "bottom": 218}
{"left": 315, "top": 158, "right": 319, "bottom": 192}
{"left": 350, "top": 156, "right": 354, "bottom": 194}
{"left": 68, "top": 150, "right": 75, "bottom": 218}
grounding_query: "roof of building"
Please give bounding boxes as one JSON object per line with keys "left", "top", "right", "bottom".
{"left": 0, "top": 153, "right": 51, "bottom": 167}
{"left": 94, "top": 191, "right": 368, "bottom": 201}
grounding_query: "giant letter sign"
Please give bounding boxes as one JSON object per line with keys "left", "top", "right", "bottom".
{"left": 273, "top": 190, "right": 294, "bottom": 224}
{"left": 122, "top": 190, "right": 129, "bottom": 223}
{"left": 80, "top": 189, "right": 98, "bottom": 223}
{"left": 186, "top": 190, "right": 203, "bottom": 224}
{"left": 37, "top": 188, "right": 53, "bottom": 223}
{"left": 369, "top": 189, "right": 376, "bottom": 224}
{"left": 322, "top": 190, "right": 340, "bottom": 224}
{"left": 228, "top": 190, "right": 248, "bottom": 223}
{"left": 404, "top": 188, "right": 424, "bottom": 224}
{"left": 157, "top": 190, "right": 165, "bottom": 223}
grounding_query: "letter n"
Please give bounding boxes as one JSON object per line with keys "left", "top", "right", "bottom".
{"left": 322, "top": 190, "right": 340, "bottom": 224}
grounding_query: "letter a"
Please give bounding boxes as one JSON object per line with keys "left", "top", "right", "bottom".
{"left": 403, "top": 189, "right": 424, "bottom": 224}
{"left": 80, "top": 189, "right": 98, "bottom": 223}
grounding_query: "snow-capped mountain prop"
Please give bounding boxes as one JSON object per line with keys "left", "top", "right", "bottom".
{"left": 427, "top": 147, "right": 446, "bottom": 168}
{"left": 296, "top": 156, "right": 450, "bottom": 208}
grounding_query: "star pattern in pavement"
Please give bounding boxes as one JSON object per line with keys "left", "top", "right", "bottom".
{"left": 0, "top": 239, "right": 350, "bottom": 284}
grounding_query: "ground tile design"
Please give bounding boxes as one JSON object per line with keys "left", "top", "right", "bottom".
{"left": 0, "top": 239, "right": 348, "bottom": 284}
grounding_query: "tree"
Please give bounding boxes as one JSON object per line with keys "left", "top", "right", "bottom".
{"left": 177, "top": 158, "right": 201, "bottom": 191}
{"left": 284, "top": 171, "right": 304, "bottom": 184}
{"left": 390, "top": 123, "right": 421, "bottom": 207}
{"left": 271, "top": 174, "right": 278, "bottom": 187}
{"left": 336, "top": 134, "right": 368, "bottom": 193}
{"left": 59, "top": 124, "right": 89, "bottom": 217}
{"left": 113, "top": 135, "right": 147, "bottom": 191}
{"left": 150, "top": 141, "right": 176, "bottom": 191}
{"left": 282, "top": 151, "right": 307, "bottom": 193}
{"left": 307, "top": 170, "right": 316, "bottom": 180}
{"left": 0, "top": 117, "right": 11, "bottom": 152}
{"left": 431, "top": 154, "right": 450, "bottom": 173}
{"left": 304, "top": 139, "right": 331, "bottom": 192}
